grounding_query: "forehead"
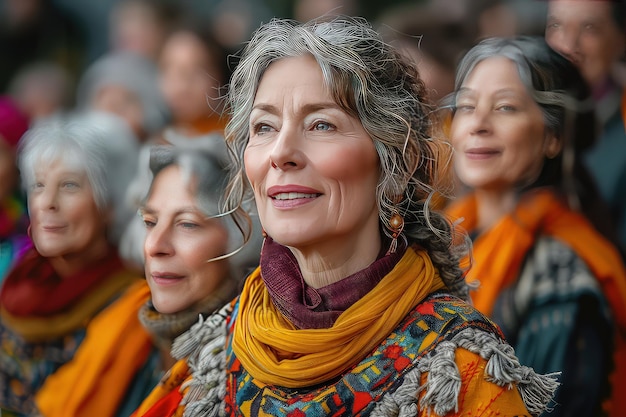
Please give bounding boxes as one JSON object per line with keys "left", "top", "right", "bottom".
{"left": 33, "top": 154, "right": 87, "bottom": 176}
{"left": 548, "top": 0, "right": 615, "bottom": 22}
{"left": 465, "top": 57, "right": 522, "bottom": 86}
{"left": 255, "top": 55, "right": 328, "bottom": 99}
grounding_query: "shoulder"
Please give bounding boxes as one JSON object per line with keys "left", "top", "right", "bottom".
{"left": 521, "top": 236, "right": 603, "bottom": 304}
{"left": 382, "top": 293, "right": 559, "bottom": 417}
{"left": 405, "top": 292, "right": 505, "bottom": 348}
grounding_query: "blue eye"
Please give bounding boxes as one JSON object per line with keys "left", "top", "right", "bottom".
{"left": 63, "top": 182, "right": 80, "bottom": 189}
{"left": 253, "top": 123, "right": 274, "bottom": 135}
{"left": 313, "top": 121, "right": 333, "bottom": 131}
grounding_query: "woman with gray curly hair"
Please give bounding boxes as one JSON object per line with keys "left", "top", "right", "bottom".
{"left": 132, "top": 17, "right": 557, "bottom": 417}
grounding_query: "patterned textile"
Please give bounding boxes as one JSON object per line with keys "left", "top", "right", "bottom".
{"left": 224, "top": 293, "right": 509, "bottom": 416}
{"left": 132, "top": 293, "right": 557, "bottom": 417}
{"left": 0, "top": 250, "right": 140, "bottom": 415}
{"left": 445, "top": 188, "right": 626, "bottom": 417}
{"left": 0, "top": 324, "right": 86, "bottom": 416}
{"left": 493, "top": 237, "right": 613, "bottom": 417}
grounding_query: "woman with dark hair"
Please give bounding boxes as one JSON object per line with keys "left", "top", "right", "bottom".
{"left": 132, "top": 17, "right": 557, "bottom": 417}
{"left": 445, "top": 36, "right": 626, "bottom": 417}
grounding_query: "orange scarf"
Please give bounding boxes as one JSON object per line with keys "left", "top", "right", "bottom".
{"left": 232, "top": 246, "right": 446, "bottom": 387}
{"left": 131, "top": 359, "right": 189, "bottom": 417}
{"left": 35, "top": 280, "right": 153, "bottom": 417}
{"left": 446, "top": 188, "right": 626, "bottom": 417}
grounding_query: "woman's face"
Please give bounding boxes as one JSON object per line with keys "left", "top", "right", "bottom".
{"left": 450, "top": 56, "right": 559, "bottom": 192}
{"left": 142, "top": 165, "right": 229, "bottom": 314}
{"left": 91, "top": 85, "right": 145, "bottom": 139}
{"left": 546, "top": 0, "right": 625, "bottom": 89}
{"left": 159, "top": 31, "right": 221, "bottom": 125}
{"left": 244, "top": 55, "right": 381, "bottom": 252}
{"left": 28, "top": 159, "right": 108, "bottom": 260}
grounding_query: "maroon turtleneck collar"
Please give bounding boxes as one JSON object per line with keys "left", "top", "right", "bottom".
{"left": 260, "top": 237, "right": 406, "bottom": 329}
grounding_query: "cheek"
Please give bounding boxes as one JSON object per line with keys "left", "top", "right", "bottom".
{"left": 244, "top": 148, "right": 264, "bottom": 189}
{"left": 320, "top": 145, "right": 378, "bottom": 183}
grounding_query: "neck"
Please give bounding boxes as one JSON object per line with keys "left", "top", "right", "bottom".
{"left": 49, "top": 239, "right": 110, "bottom": 279}
{"left": 474, "top": 189, "right": 518, "bottom": 232}
{"left": 288, "top": 225, "right": 382, "bottom": 289}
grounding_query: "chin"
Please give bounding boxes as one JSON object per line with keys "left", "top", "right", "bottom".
{"left": 152, "top": 299, "right": 181, "bottom": 315}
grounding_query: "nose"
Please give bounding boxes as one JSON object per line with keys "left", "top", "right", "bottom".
{"left": 269, "top": 124, "right": 306, "bottom": 171}
{"left": 38, "top": 186, "right": 60, "bottom": 211}
{"left": 144, "top": 223, "right": 174, "bottom": 258}
{"left": 550, "top": 28, "right": 581, "bottom": 64}
{"left": 466, "top": 105, "right": 492, "bottom": 136}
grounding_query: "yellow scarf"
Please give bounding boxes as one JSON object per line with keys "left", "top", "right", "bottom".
{"left": 232, "top": 246, "right": 446, "bottom": 387}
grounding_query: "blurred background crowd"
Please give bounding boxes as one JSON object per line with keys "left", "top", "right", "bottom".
{"left": 2, "top": 0, "right": 626, "bottom": 416}
{"left": 0, "top": 0, "right": 552, "bottom": 126}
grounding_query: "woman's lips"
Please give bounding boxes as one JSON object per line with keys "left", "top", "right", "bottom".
{"left": 150, "top": 272, "right": 185, "bottom": 286}
{"left": 465, "top": 147, "right": 501, "bottom": 160}
{"left": 268, "top": 185, "right": 322, "bottom": 209}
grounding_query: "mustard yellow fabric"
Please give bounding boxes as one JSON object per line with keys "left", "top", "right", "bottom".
{"left": 232, "top": 246, "right": 446, "bottom": 387}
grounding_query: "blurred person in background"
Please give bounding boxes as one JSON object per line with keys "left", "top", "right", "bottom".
{"left": 130, "top": 144, "right": 260, "bottom": 416}
{"left": 0, "top": 112, "right": 152, "bottom": 417}
{"left": 7, "top": 62, "right": 74, "bottom": 123}
{"left": 157, "top": 18, "right": 230, "bottom": 139}
{"left": 0, "top": 96, "right": 30, "bottom": 283}
{"left": 379, "top": 3, "right": 473, "bottom": 105}
{"left": 0, "top": 0, "right": 86, "bottom": 94}
{"left": 75, "top": 50, "right": 170, "bottom": 143}
{"left": 445, "top": 36, "right": 626, "bottom": 417}
{"left": 292, "top": 0, "right": 358, "bottom": 21}
{"left": 545, "top": 0, "right": 626, "bottom": 253}
{"left": 108, "top": 0, "right": 182, "bottom": 64}
{"left": 119, "top": 16, "right": 237, "bottom": 271}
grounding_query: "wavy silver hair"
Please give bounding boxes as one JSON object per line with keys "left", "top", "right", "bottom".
{"left": 223, "top": 16, "right": 468, "bottom": 300}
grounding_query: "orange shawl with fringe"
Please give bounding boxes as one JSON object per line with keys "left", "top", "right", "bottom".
{"left": 446, "top": 189, "right": 626, "bottom": 417}
{"left": 35, "top": 280, "right": 153, "bottom": 417}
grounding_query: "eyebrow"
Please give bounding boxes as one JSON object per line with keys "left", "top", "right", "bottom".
{"left": 251, "top": 102, "right": 343, "bottom": 115}
{"left": 139, "top": 206, "right": 202, "bottom": 216}
{"left": 457, "top": 87, "right": 522, "bottom": 97}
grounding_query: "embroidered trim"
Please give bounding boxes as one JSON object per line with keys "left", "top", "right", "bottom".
{"left": 174, "top": 303, "right": 559, "bottom": 417}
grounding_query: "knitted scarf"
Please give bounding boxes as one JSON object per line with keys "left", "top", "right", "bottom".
{"left": 231, "top": 244, "right": 446, "bottom": 387}
{"left": 0, "top": 249, "right": 137, "bottom": 342}
{"left": 138, "top": 277, "right": 238, "bottom": 352}
{"left": 445, "top": 188, "right": 626, "bottom": 417}
{"left": 0, "top": 247, "right": 126, "bottom": 316}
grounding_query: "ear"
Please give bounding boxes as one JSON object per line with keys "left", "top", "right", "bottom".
{"left": 544, "top": 133, "right": 562, "bottom": 159}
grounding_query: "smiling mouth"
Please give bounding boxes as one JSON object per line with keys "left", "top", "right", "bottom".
{"left": 271, "top": 192, "right": 320, "bottom": 200}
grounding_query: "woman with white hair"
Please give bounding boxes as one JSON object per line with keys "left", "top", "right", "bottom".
{"left": 0, "top": 112, "right": 155, "bottom": 417}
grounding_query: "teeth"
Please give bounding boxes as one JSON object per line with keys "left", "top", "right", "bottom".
{"left": 273, "top": 192, "right": 318, "bottom": 200}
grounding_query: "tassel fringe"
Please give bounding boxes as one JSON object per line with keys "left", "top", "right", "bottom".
{"left": 174, "top": 308, "right": 558, "bottom": 417}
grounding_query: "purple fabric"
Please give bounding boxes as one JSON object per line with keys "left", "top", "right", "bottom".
{"left": 260, "top": 237, "right": 406, "bottom": 329}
